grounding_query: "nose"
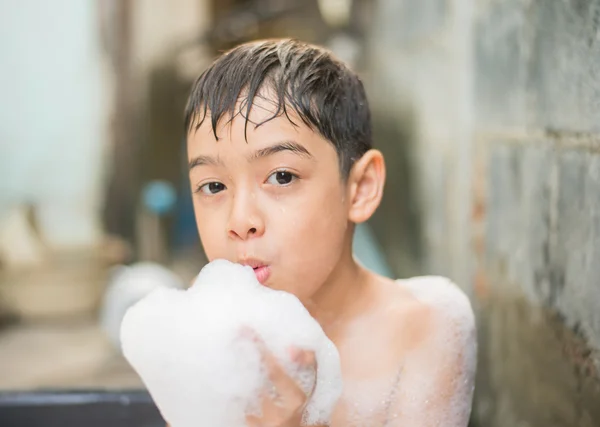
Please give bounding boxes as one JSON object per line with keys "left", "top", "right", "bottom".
{"left": 227, "top": 190, "right": 265, "bottom": 241}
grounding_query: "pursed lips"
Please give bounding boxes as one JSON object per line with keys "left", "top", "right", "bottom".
{"left": 239, "top": 258, "right": 271, "bottom": 285}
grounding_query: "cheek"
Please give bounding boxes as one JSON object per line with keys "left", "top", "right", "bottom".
{"left": 194, "top": 206, "right": 226, "bottom": 259}
{"left": 277, "top": 183, "right": 346, "bottom": 238}
{"left": 276, "top": 183, "right": 349, "bottom": 283}
{"left": 304, "top": 183, "right": 347, "bottom": 235}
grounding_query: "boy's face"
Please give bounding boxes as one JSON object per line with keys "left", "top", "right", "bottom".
{"left": 187, "top": 96, "right": 352, "bottom": 300}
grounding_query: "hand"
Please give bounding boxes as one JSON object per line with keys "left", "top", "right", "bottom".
{"left": 243, "top": 328, "right": 318, "bottom": 427}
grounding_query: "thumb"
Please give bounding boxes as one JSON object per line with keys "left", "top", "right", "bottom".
{"left": 289, "top": 347, "right": 318, "bottom": 398}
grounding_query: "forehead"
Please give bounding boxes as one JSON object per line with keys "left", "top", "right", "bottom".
{"left": 187, "top": 92, "right": 332, "bottom": 156}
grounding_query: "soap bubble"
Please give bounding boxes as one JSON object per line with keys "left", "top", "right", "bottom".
{"left": 121, "top": 259, "right": 343, "bottom": 427}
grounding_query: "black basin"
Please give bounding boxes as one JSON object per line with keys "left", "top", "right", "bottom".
{"left": 0, "top": 390, "right": 165, "bottom": 427}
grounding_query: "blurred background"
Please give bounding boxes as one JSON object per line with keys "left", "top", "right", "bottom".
{"left": 1, "top": 0, "right": 600, "bottom": 426}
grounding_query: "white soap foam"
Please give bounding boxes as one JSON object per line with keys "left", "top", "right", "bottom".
{"left": 120, "top": 259, "right": 342, "bottom": 427}
{"left": 100, "top": 262, "right": 184, "bottom": 349}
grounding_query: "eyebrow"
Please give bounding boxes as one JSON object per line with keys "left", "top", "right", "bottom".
{"left": 188, "top": 140, "right": 313, "bottom": 171}
{"left": 250, "top": 140, "right": 313, "bottom": 161}
{"left": 188, "top": 154, "right": 222, "bottom": 170}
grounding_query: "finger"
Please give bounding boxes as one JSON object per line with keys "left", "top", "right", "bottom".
{"left": 238, "top": 325, "right": 257, "bottom": 340}
{"left": 297, "top": 348, "right": 317, "bottom": 368}
{"left": 291, "top": 349, "right": 318, "bottom": 397}
{"left": 287, "top": 346, "right": 317, "bottom": 367}
{"left": 252, "top": 333, "right": 301, "bottom": 395}
{"left": 245, "top": 414, "right": 262, "bottom": 427}
{"left": 247, "top": 381, "right": 294, "bottom": 427}
{"left": 255, "top": 383, "right": 306, "bottom": 427}
{"left": 238, "top": 327, "right": 289, "bottom": 389}
{"left": 258, "top": 342, "right": 311, "bottom": 415}
{"left": 239, "top": 328, "right": 312, "bottom": 410}
{"left": 303, "top": 350, "right": 318, "bottom": 396}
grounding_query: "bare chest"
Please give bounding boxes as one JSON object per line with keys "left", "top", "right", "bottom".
{"left": 328, "top": 319, "right": 406, "bottom": 426}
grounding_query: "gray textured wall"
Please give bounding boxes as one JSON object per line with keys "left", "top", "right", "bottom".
{"left": 365, "top": 0, "right": 600, "bottom": 426}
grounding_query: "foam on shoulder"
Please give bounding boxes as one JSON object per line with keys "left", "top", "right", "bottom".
{"left": 397, "top": 276, "right": 477, "bottom": 426}
{"left": 400, "top": 276, "right": 475, "bottom": 343}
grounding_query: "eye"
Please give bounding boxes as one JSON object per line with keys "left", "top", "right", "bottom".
{"left": 267, "top": 170, "right": 297, "bottom": 186}
{"left": 198, "top": 181, "right": 226, "bottom": 195}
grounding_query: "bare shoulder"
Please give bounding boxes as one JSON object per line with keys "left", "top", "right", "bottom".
{"left": 398, "top": 275, "right": 475, "bottom": 332}
{"left": 376, "top": 275, "right": 476, "bottom": 356}
{"left": 365, "top": 276, "right": 477, "bottom": 425}
{"left": 394, "top": 276, "right": 477, "bottom": 390}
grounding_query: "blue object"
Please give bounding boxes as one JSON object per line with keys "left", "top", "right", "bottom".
{"left": 142, "top": 181, "right": 177, "bottom": 216}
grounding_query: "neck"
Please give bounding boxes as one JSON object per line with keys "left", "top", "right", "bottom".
{"left": 303, "top": 243, "right": 374, "bottom": 335}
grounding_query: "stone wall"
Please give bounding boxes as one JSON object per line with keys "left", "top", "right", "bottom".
{"left": 365, "top": 0, "right": 600, "bottom": 425}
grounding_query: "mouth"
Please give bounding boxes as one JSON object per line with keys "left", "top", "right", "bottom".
{"left": 239, "top": 259, "right": 271, "bottom": 285}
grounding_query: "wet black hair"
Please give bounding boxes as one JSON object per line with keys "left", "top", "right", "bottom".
{"left": 184, "top": 38, "right": 372, "bottom": 177}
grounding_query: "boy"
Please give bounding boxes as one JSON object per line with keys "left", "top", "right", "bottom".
{"left": 183, "top": 39, "right": 476, "bottom": 426}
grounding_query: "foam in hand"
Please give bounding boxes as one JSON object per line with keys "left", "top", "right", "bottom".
{"left": 120, "top": 259, "right": 343, "bottom": 427}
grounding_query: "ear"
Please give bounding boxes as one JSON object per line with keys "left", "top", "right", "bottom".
{"left": 347, "top": 149, "right": 386, "bottom": 223}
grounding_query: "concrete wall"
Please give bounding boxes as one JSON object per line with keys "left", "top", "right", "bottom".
{"left": 366, "top": 0, "right": 600, "bottom": 425}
